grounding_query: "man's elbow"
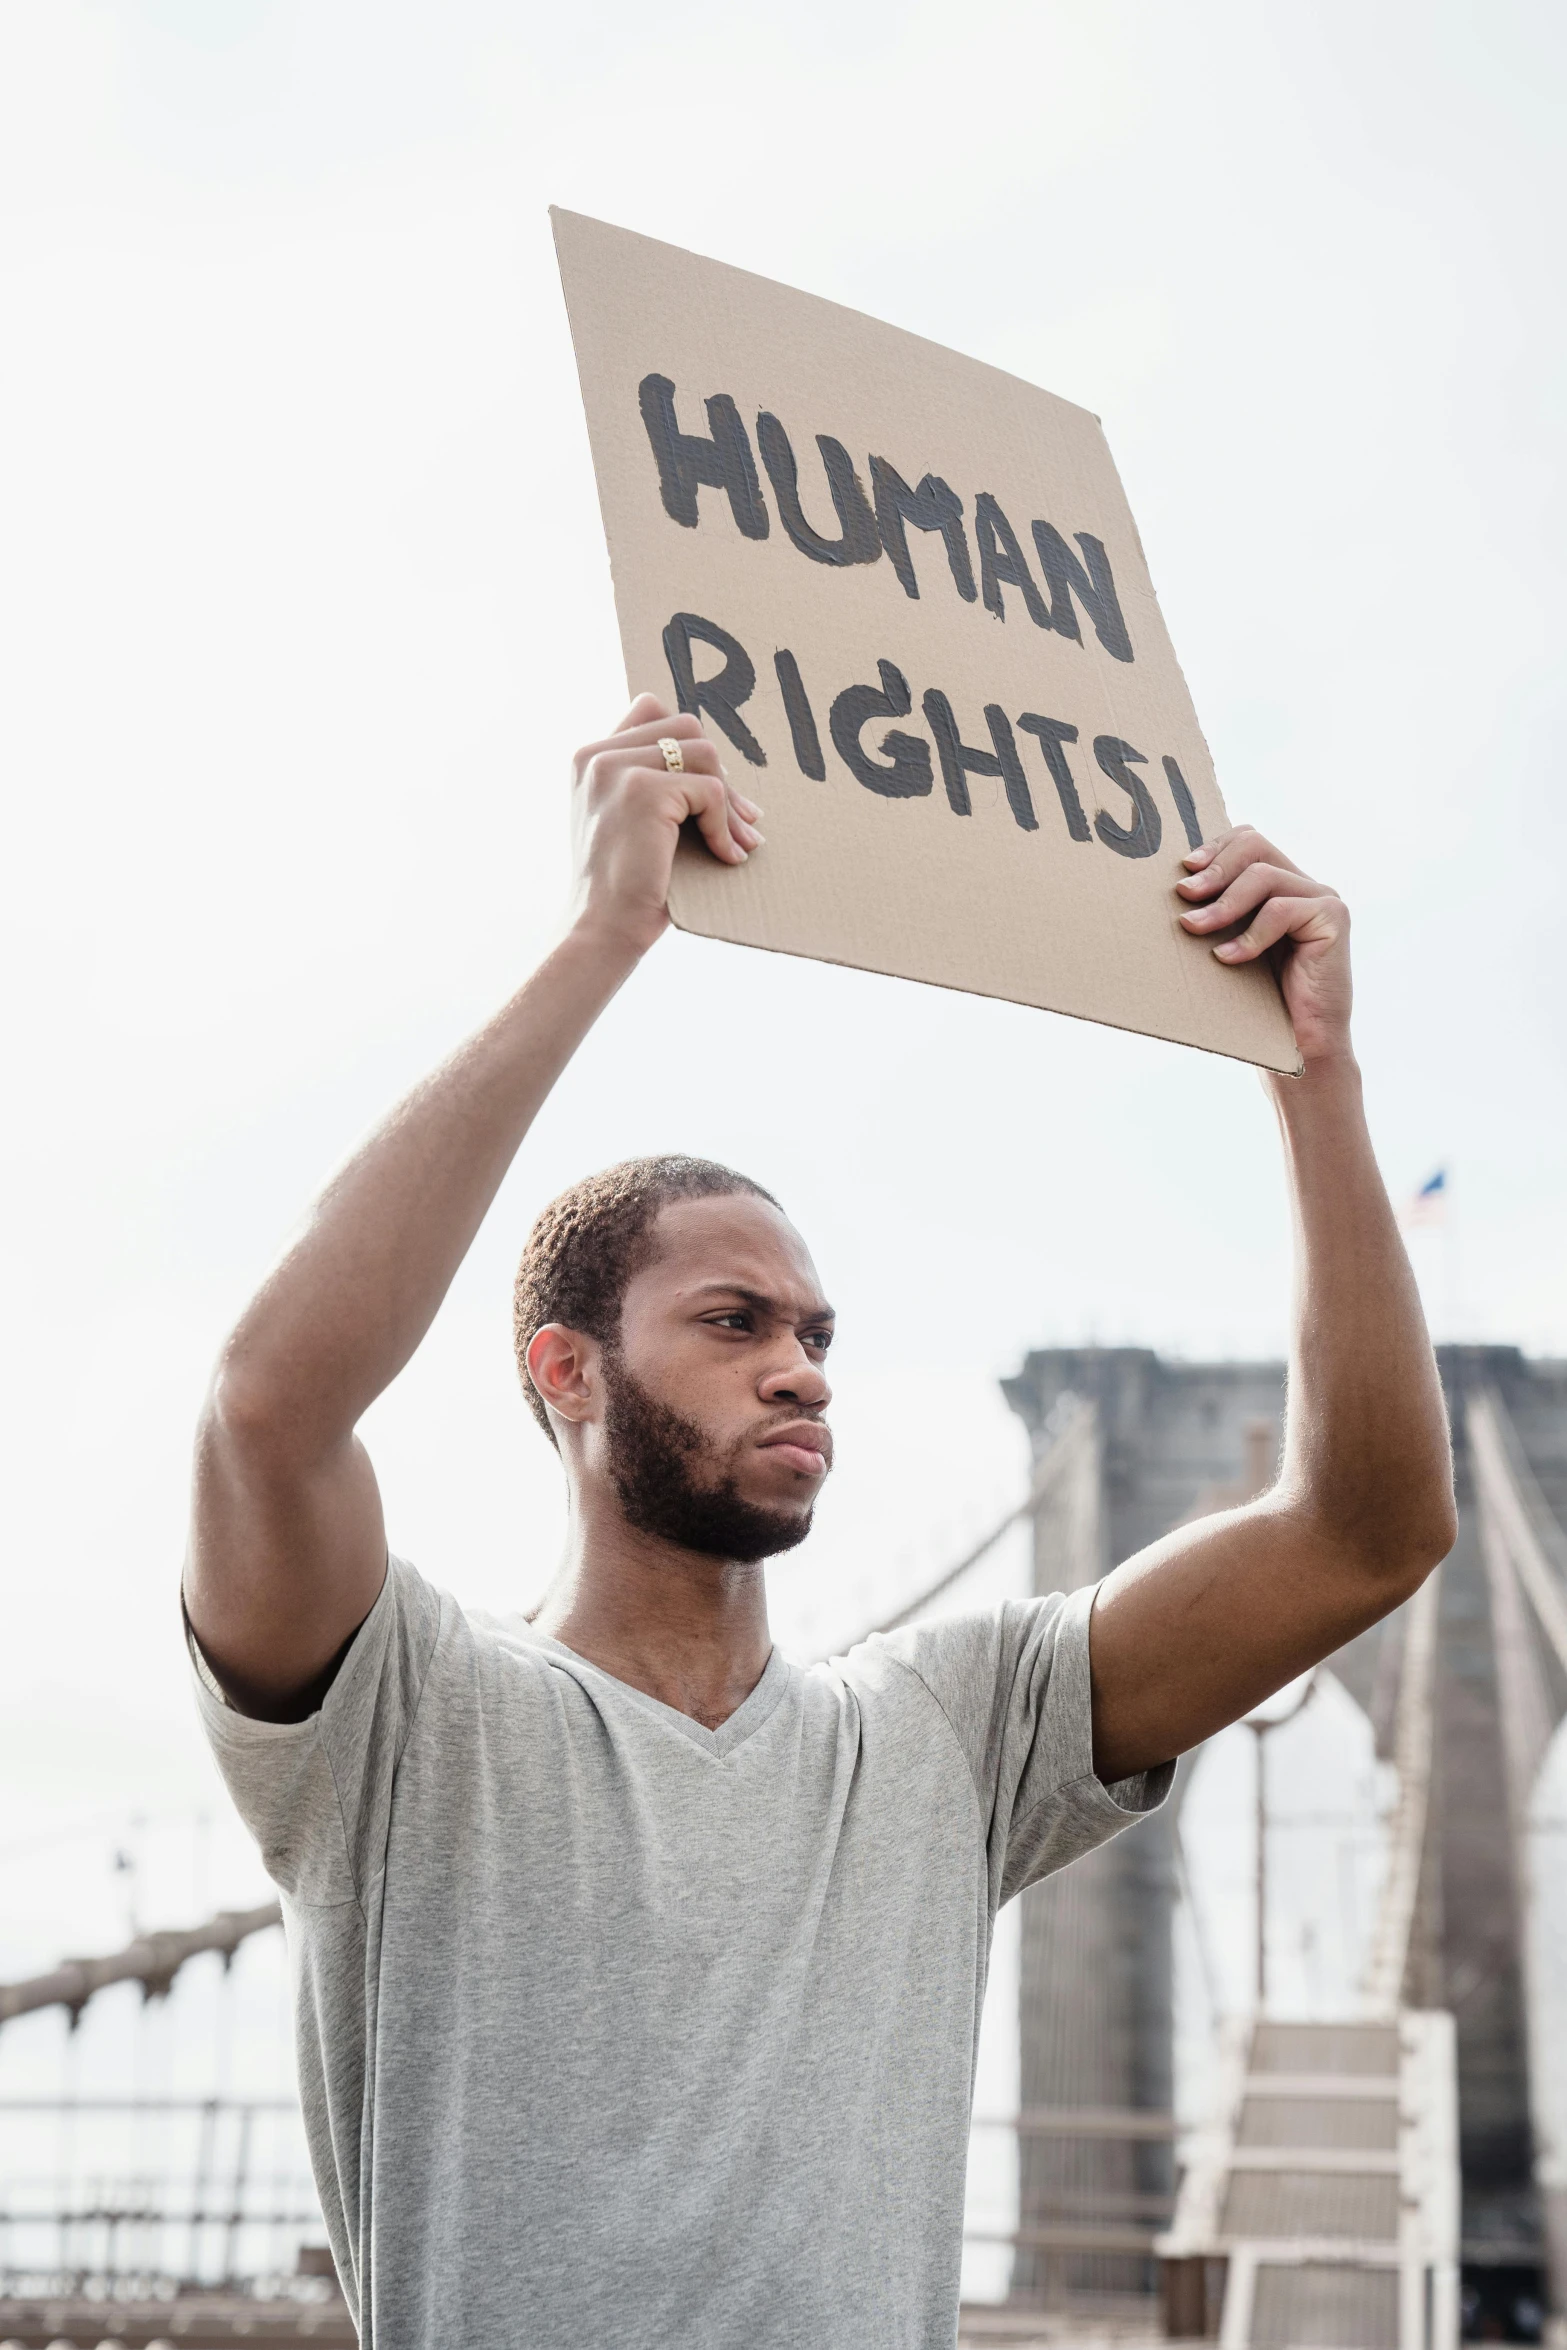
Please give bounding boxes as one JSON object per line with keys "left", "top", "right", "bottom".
{"left": 1379, "top": 1513, "right": 1457, "bottom": 1604}
{"left": 199, "top": 1353, "right": 307, "bottom": 1477}
{"left": 1415, "top": 1485, "right": 1461, "bottom": 1574}
{"left": 1325, "top": 1479, "right": 1458, "bottom": 1600}
{"left": 1388, "top": 1442, "right": 1460, "bottom": 1582}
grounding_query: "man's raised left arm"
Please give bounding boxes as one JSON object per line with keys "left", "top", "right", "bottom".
{"left": 1087, "top": 826, "right": 1458, "bottom": 1782}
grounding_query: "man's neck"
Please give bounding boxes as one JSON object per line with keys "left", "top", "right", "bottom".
{"left": 528, "top": 1508, "right": 773, "bottom": 1731}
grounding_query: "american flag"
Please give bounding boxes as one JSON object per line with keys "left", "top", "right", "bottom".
{"left": 1402, "top": 1167, "right": 1449, "bottom": 1229}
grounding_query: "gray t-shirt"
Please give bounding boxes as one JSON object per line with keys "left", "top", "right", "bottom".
{"left": 194, "top": 1556, "right": 1171, "bottom": 2349}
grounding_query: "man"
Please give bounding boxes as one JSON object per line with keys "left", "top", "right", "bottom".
{"left": 185, "top": 695, "right": 1456, "bottom": 2349}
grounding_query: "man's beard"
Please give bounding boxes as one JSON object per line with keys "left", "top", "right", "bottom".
{"left": 601, "top": 1353, "right": 817, "bottom": 1563}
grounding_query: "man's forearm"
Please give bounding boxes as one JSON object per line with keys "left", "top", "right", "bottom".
{"left": 1269, "top": 1054, "right": 1454, "bottom": 1571}
{"left": 214, "top": 920, "right": 640, "bottom": 1457}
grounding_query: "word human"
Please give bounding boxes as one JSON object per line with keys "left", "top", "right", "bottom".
{"left": 639, "top": 376, "right": 1135, "bottom": 665}
{"left": 664, "top": 608, "right": 1203, "bottom": 859}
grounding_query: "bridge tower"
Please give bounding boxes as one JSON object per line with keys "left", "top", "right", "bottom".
{"left": 1001, "top": 1343, "right": 1567, "bottom": 2329}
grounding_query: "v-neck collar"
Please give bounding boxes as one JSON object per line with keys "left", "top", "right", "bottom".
{"left": 522, "top": 1628, "right": 793, "bottom": 1758}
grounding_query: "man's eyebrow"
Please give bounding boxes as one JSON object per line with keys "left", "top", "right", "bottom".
{"left": 689, "top": 1283, "right": 836, "bottom": 1321}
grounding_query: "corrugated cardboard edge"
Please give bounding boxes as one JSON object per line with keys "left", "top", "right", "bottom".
{"left": 664, "top": 872, "right": 1305, "bottom": 1076}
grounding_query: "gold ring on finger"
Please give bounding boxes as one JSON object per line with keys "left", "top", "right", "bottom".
{"left": 657, "top": 736, "right": 685, "bottom": 774}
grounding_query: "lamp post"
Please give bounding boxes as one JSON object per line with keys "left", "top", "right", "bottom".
{"left": 1245, "top": 1674, "right": 1319, "bottom": 2015}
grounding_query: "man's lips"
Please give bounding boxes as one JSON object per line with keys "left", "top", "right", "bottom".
{"left": 756, "top": 1423, "right": 832, "bottom": 1478}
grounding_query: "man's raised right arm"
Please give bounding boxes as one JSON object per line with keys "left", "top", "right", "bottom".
{"left": 184, "top": 699, "right": 759, "bottom": 1719}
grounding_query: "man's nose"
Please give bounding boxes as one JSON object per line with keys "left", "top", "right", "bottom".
{"left": 761, "top": 1348, "right": 831, "bottom": 1410}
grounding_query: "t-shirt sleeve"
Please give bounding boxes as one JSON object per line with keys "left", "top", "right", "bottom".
{"left": 874, "top": 1583, "right": 1174, "bottom": 1908}
{"left": 188, "top": 1554, "right": 443, "bottom": 1910}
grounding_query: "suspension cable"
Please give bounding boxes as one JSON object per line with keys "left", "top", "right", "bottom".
{"left": 0, "top": 1902, "right": 281, "bottom": 2030}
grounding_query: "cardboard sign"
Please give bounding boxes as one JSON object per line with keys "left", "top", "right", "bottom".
{"left": 553, "top": 209, "right": 1300, "bottom": 1074}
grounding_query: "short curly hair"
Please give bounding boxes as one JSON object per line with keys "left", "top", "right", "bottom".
{"left": 512, "top": 1155, "right": 780, "bottom": 1442}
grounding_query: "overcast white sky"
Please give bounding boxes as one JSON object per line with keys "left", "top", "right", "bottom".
{"left": 2, "top": 0, "right": 1564, "bottom": 2032}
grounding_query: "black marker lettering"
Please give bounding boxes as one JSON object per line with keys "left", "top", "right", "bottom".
{"left": 662, "top": 612, "right": 767, "bottom": 766}
{"left": 1018, "top": 714, "right": 1091, "bottom": 842}
{"left": 1162, "top": 756, "right": 1203, "bottom": 850}
{"left": 638, "top": 376, "right": 769, "bottom": 540}
{"left": 774, "top": 650, "right": 827, "bottom": 780}
{"left": 974, "top": 493, "right": 1050, "bottom": 626}
{"left": 829, "top": 661, "right": 933, "bottom": 800}
{"left": 1092, "top": 736, "right": 1162, "bottom": 858}
{"left": 870, "top": 458, "right": 976, "bottom": 603}
{"left": 922, "top": 691, "right": 1037, "bottom": 831}
{"left": 1031, "top": 523, "right": 1134, "bottom": 662}
{"left": 756, "top": 415, "right": 879, "bottom": 567}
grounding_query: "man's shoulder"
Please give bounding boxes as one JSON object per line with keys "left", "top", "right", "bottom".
{"left": 833, "top": 1593, "right": 1069, "bottom": 1708}
{"left": 820, "top": 1592, "right": 1082, "bottom": 1788}
{"left": 315, "top": 1557, "right": 560, "bottom": 1763}
{"left": 412, "top": 1578, "right": 584, "bottom": 1700}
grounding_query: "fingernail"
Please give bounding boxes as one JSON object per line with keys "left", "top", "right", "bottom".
{"left": 1214, "top": 940, "right": 1242, "bottom": 959}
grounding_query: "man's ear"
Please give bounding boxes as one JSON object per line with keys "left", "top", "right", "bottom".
{"left": 525, "top": 1324, "right": 601, "bottom": 1426}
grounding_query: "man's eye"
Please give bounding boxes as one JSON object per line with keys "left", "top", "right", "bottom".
{"left": 807, "top": 1331, "right": 833, "bottom": 1352}
{"left": 711, "top": 1312, "right": 750, "bottom": 1331}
